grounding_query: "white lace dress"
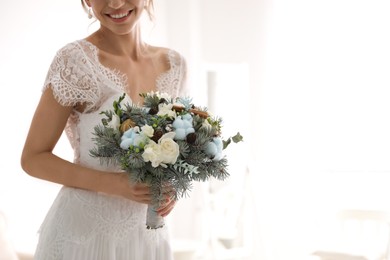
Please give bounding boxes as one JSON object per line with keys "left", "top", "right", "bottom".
{"left": 34, "top": 39, "right": 187, "bottom": 260}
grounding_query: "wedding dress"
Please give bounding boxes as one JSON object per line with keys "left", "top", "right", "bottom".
{"left": 34, "top": 39, "right": 186, "bottom": 260}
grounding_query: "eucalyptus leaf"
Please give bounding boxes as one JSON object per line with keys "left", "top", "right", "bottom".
{"left": 232, "top": 132, "right": 244, "bottom": 143}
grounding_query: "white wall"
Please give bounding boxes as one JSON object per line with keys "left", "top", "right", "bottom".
{"left": 253, "top": 0, "right": 390, "bottom": 259}
{"left": 0, "top": 0, "right": 90, "bottom": 254}
{"left": 162, "top": 0, "right": 390, "bottom": 259}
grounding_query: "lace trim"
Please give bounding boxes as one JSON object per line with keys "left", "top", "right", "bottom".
{"left": 43, "top": 39, "right": 186, "bottom": 111}
{"left": 79, "top": 39, "right": 186, "bottom": 98}
{"left": 78, "top": 40, "right": 128, "bottom": 95}
{"left": 156, "top": 49, "right": 186, "bottom": 97}
{"left": 43, "top": 42, "right": 98, "bottom": 112}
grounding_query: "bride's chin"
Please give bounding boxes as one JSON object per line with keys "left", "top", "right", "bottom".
{"left": 99, "top": 25, "right": 137, "bottom": 37}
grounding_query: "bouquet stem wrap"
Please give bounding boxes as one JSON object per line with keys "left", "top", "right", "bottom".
{"left": 146, "top": 204, "right": 164, "bottom": 229}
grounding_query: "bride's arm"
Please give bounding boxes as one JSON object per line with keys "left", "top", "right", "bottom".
{"left": 20, "top": 87, "right": 151, "bottom": 204}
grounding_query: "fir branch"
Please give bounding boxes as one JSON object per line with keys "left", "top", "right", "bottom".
{"left": 90, "top": 125, "right": 122, "bottom": 160}
{"left": 167, "top": 168, "right": 193, "bottom": 200}
{"left": 142, "top": 93, "right": 162, "bottom": 109}
{"left": 121, "top": 152, "right": 145, "bottom": 170}
{"left": 184, "top": 150, "right": 209, "bottom": 167}
{"left": 123, "top": 105, "right": 154, "bottom": 126}
{"left": 127, "top": 168, "right": 147, "bottom": 183}
{"left": 207, "top": 158, "right": 230, "bottom": 180}
{"left": 177, "top": 140, "right": 190, "bottom": 158}
{"left": 192, "top": 128, "right": 213, "bottom": 149}
{"left": 145, "top": 164, "right": 166, "bottom": 178}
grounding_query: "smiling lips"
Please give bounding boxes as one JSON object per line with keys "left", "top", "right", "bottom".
{"left": 107, "top": 10, "right": 132, "bottom": 22}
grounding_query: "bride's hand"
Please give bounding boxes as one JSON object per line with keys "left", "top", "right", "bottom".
{"left": 113, "top": 173, "right": 176, "bottom": 215}
{"left": 157, "top": 197, "right": 176, "bottom": 217}
{"left": 115, "top": 173, "right": 152, "bottom": 204}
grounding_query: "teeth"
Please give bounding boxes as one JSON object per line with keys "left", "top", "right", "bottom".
{"left": 110, "top": 12, "right": 129, "bottom": 19}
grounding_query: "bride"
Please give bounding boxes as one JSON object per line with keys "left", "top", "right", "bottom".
{"left": 20, "top": 0, "right": 187, "bottom": 259}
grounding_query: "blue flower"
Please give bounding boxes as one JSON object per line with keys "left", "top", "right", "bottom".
{"left": 120, "top": 127, "right": 144, "bottom": 150}
{"left": 205, "top": 137, "right": 223, "bottom": 161}
{"left": 172, "top": 114, "right": 195, "bottom": 140}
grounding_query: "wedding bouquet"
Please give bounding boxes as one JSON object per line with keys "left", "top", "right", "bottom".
{"left": 90, "top": 92, "right": 243, "bottom": 229}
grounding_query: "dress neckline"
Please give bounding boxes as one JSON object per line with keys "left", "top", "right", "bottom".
{"left": 76, "top": 38, "right": 174, "bottom": 97}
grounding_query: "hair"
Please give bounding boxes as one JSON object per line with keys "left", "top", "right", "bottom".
{"left": 144, "top": 0, "right": 155, "bottom": 21}
{"left": 81, "top": 0, "right": 88, "bottom": 13}
{"left": 80, "top": 0, "right": 155, "bottom": 21}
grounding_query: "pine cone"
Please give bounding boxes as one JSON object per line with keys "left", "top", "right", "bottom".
{"left": 151, "top": 130, "right": 164, "bottom": 142}
{"left": 149, "top": 107, "right": 158, "bottom": 115}
{"left": 186, "top": 133, "right": 197, "bottom": 144}
{"left": 120, "top": 119, "right": 136, "bottom": 133}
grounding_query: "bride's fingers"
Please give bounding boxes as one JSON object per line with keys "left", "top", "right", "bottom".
{"left": 127, "top": 183, "right": 152, "bottom": 201}
{"left": 131, "top": 184, "right": 152, "bottom": 195}
{"left": 139, "top": 196, "right": 152, "bottom": 204}
{"left": 157, "top": 199, "right": 176, "bottom": 217}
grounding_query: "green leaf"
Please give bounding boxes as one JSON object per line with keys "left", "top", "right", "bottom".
{"left": 113, "top": 93, "right": 126, "bottom": 117}
{"left": 232, "top": 132, "right": 244, "bottom": 143}
{"left": 223, "top": 138, "right": 232, "bottom": 150}
{"left": 223, "top": 132, "right": 243, "bottom": 149}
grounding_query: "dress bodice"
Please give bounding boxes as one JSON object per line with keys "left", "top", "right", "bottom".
{"left": 43, "top": 39, "right": 187, "bottom": 168}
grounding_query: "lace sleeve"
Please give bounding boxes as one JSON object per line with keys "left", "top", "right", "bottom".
{"left": 157, "top": 49, "right": 188, "bottom": 98}
{"left": 174, "top": 51, "right": 188, "bottom": 97}
{"left": 42, "top": 42, "right": 100, "bottom": 111}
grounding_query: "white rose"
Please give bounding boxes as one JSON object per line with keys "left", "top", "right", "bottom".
{"left": 158, "top": 132, "right": 180, "bottom": 165}
{"left": 142, "top": 141, "right": 163, "bottom": 168}
{"left": 157, "top": 103, "right": 176, "bottom": 118}
{"left": 107, "top": 114, "right": 120, "bottom": 129}
{"left": 141, "top": 124, "right": 154, "bottom": 137}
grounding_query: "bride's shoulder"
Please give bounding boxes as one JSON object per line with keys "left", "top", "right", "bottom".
{"left": 149, "top": 46, "right": 185, "bottom": 65}
{"left": 53, "top": 39, "right": 94, "bottom": 58}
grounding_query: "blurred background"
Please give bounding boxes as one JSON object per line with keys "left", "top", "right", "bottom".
{"left": 1, "top": 0, "right": 390, "bottom": 259}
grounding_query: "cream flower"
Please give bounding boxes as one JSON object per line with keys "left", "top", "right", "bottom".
{"left": 157, "top": 103, "right": 176, "bottom": 118}
{"left": 142, "top": 132, "right": 179, "bottom": 168}
{"left": 158, "top": 132, "right": 180, "bottom": 165}
{"left": 142, "top": 141, "right": 163, "bottom": 168}
{"left": 141, "top": 124, "right": 154, "bottom": 137}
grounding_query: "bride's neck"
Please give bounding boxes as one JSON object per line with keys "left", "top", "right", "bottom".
{"left": 88, "top": 26, "right": 147, "bottom": 60}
